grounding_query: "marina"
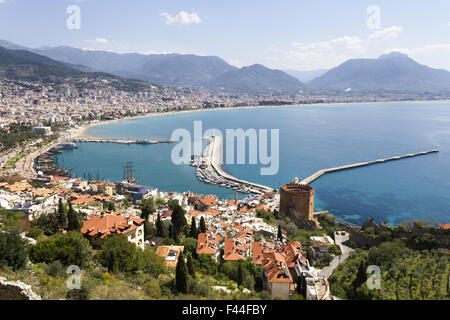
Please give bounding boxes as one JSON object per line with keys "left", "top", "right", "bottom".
{"left": 192, "top": 136, "right": 274, "bottom": 195}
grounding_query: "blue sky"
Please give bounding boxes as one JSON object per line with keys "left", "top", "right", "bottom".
{"left": 0, "top": 0, "right": 449, "bottom": 71}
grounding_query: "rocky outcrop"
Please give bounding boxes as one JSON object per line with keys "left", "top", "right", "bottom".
{"left": 0, "top": 277, "right": 41, "bottom": 300}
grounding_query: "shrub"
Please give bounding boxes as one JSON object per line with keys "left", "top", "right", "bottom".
{"left": 144, "top": 277, "right": 161, "bottom": 299}
{"left": 0, "top": 230, "right": 27, "bottom": 270}
{"left": 29, "top": 232, "right": 92, "bottom": 268}
{"left": 44, "top": 260, "right": 64, "bottom": 277}
{"left": 328, "top": 244, "right": 342, "bottom": 256}
{"left": 97, "top": 234, "right": 138, "bottom": 273}
{"left": 194, "top": 254, "right": 218, "bottom": 275}
{"left": 136, "top": 248, "right": 166, "bottom": 277}
{"left": 26, "top": 226, "right": 44, "bottom": 240}
{"left": 182, "top": 237, "right": 198, "bottom": 256}
{"left": 66, "top": 284, "right": 91, "bottom": 300}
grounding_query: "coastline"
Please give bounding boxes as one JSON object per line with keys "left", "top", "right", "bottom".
{"left": 74, "top": 98, "right": 450, "bottom": 139}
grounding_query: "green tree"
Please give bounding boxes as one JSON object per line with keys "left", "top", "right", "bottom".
{"left": 29, "top": 232, "right": 92, "bottom": 268}
{"left": 189, "top": 217, "right": 197, "bottom": 238}
{"left": 97, "top": 234, "right": 138, "bottom": 273}
{"left": 277, "top": 225, "right": 283, "bottom": 242}
{"left": 352, "top": 259, "right": 368, "bottom": 295}
{"left": 171, "top": 205, "right": 187, "bottom": 233}
{"left": 26, "top": 226, "right": 44, "bottom": 240}
{"left": 0, "top": 230, "right": 27, "bottom": 270}
{"left": 182, "top": 237, "right": 198, "bottom": 258}
{"left": 56, "top": 198, "right": 67, "bottom": 230}
{"left": 169, "top": 223, "right": 179, "bottom": 243}
{"left": 67, "top": 202, "right": 82, "bottom": 232}
{"left": 237, "top": 261, "right": 245, "bottom": 286}
{"left": 186, "top": 252, "right": 196, "bottom": 279}
{"left": 155, "top": 213, "right": 166, "bottom": 237}
{"left": 194, "top": 254, "right": 218, "bottom": 275}
{"left": 141, "top": 198, "right": 155, "bottom": 220}
{"left": 176, "top": 251, "right": 189, "bottom": 294}
{"left": 107, "top": 201, "right": 116, "bottom": 212}
{"left": 199, "top": 217, "right": 207, "bottom": 234}
{"left": 33, "top": 211, "right": 60, "bottom": 236}
{"left": 143, "top": 220, "right": 155, "bottom": 240}
{"left": 136, "top": 248, "right": 167, "bottom": 277}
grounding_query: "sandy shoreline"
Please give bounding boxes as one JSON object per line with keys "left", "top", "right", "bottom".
{"left": 73, "top": 99, "right": 450, "bottom": 139}
{"left": 73, "top": 104, "right": 297, "bottom": 138}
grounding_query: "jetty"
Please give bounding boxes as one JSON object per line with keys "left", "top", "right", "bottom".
{"left": 299, "top": 149, "right": 439, "bottom": 185}
{"left": 72, "top": 138, "right": 174, "bottom": 145}
{"left": 193, "top": 136, "right": 274, "bottom": 195}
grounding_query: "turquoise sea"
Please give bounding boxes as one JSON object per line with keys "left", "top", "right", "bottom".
{"left": 58, "top": 101, "right": 450, "bottom": 226}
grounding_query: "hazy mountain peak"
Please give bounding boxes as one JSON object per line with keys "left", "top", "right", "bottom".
{"left": 378, "top": 51, "right": 410, "bottom": 60}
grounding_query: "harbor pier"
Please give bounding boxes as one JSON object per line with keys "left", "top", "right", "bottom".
{"left": 299, "top": 149, "right": 439, "bottom": 185}
{"left": 72, "top": 138, "right": 174, "bottom": 145}
{"left": 193, "top": 136, "right": 274, "bottom": 195}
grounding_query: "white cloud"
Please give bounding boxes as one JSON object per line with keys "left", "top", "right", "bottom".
{"left": 368, "top": 26, "right": 403, "bottom": 40}
{"left": 161, "top": 10, "right": 202, "bottom": 25}
{"left": 264, "top": 26, "right": 404, "bottom": 71}
{"left": 85, "top": 37, "right": 109, "bottom": 44}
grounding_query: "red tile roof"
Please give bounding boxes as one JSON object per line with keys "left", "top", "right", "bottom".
{"left": 199, "top": 194, "right": 218, "bottom": 207}
{"left": 81, "top": 214, "right": 144, "bottom": 239}
{"left": 262, "top": 251, "right": 293, "bottom": 283}
{"left": 197, "top": 233, "right": 217, "bottom": 255}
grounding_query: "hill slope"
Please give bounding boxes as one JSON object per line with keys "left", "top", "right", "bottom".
{"left": 0, "top": 46, "right": 158, "bottom": 91}
{"left": 207, "top": 64, "right": 305, "bottom": 94}
{"left": 310, "top": 52, "right": 450, "bottom": 93}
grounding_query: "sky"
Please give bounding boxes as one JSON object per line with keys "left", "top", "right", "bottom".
{"left": 0, "top": 0, "right": 449, "bottom": 71}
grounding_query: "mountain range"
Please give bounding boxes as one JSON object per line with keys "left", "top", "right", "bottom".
{"left": 310, "top": 52, "right": 450, "bottom": 93}
{"left": 0, "top": 44, "right": 158, "bottom": 92}
{"left": 0, "top": 40, "right": 304, "bottom": 94}
{"left": 1, "top": 39, "right": 450, "bottom": 94}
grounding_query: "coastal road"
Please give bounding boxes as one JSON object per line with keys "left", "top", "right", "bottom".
{"left": 318, "top": 232, "right": 354, "bottom": 279}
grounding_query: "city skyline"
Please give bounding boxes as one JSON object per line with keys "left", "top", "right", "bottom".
{"left": 0, "top": 0, "right": 449, "bottom": 71}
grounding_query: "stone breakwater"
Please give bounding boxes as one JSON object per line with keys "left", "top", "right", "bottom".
{"left": 299, "top": 149, "right": 439, "bottom": 185}
{"left": 0, "top": 277, "right": 41, "bottom": 300}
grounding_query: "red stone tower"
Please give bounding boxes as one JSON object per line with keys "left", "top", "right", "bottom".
{"left": 279, "top": 183, "right": 314, "bottom": 221}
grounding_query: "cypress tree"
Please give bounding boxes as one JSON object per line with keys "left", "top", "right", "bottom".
{"left": 67, "top": 202, "right": 81, "bottom": 232}
{"left": 297, "top": 275, "right": 306, "bottom": 296}
{"left": 168, "top": 223, "right": 174, "bottom": 240}
{"left": 189, "top": 217, "right": 197, "bottom": 238}
{"left": 172, "top": 225, "right": 179, "bottom": 244}
{"left": 156, "top": 213, "right": 165, "bottom": 237}
{"left": 353, "top": 259, "right": 367, "bottom": 292}
{"left": 186, "top": 252, "right": 195, "bottom": 279}
{"left": 56, "top": 198, "right": 67, "bottom": 230}
{"left": 199, "top": 217, "right": 207, "bottom": 234}
{"left": 144, "top": 220, "right": 151, "bottom": 240}
{"left": 171, "top": 205, "right": 187, "bottom": 233}
{"left": 176, "top": 252, "right": 189, "bottom": 294}
{"left": 277, "top": 225, "right": 283, "bottom": 242}
{"left": 237, "top": 261, "right": 245, "bottom": 286}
